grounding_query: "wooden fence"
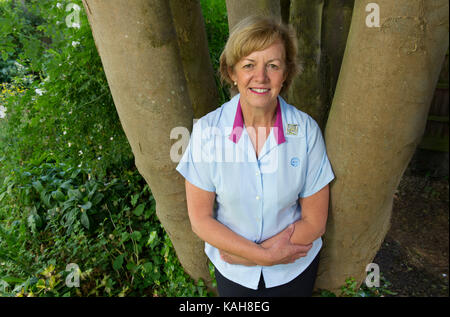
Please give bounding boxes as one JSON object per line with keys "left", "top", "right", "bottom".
{"left": 419, "top": 50, "right": 449, "bottom": 153}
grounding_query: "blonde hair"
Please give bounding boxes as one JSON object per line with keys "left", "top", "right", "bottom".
{"left": 219, "top": 15, "right": 299, "bottom": 95}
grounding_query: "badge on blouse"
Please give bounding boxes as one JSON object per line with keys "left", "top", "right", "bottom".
{"left": 286, "top": 124, "right": 298, "bottom": 136}
{"left": 290, "top": 157, "right": 300, "bottom": 167}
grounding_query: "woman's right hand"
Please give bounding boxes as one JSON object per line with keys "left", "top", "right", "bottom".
{"left": 260, "top": 224, "right": 312, "bottom": 266}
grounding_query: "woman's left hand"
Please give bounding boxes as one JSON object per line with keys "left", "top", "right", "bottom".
{"left": 219, "top": 250, "right": 257, "bottom": 266}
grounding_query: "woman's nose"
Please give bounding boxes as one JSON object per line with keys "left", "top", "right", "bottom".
{"left": 254, "top": 65, "right": 268, "bottom": 82}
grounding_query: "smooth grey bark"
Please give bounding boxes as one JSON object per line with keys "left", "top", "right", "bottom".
{"left": 81, "top": 0, "right": 214, "bottom": 292}
{"left": 169, "top": 0, "right": 219, "bottom": 118}
{"left": 225, "top": 0, "right": 281, "bottom": 32}
{"left": 319, "top": 0, "right": 354, "bottom": 128}
{"left": 287, "top": 0, "right": 327, "bottom": 128}
{"left": 317, "top": 0, "right": 449, "bottom": 294}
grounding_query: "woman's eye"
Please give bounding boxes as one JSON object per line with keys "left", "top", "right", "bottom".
{"left": 268, "top": 64, "right": 279, "bottom": 69}
{"left": 243, "top": 64, "right": 254, "bottom": 69}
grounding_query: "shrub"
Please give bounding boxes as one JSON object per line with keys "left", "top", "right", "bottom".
{"left": 0, "top": 0, "right": 229, "bottom": 297}
{"left": 0, "top": 0, "right": 132, "bottom": 179}
{"left": 0, "top": 155, "right": 210, "bottom": 297}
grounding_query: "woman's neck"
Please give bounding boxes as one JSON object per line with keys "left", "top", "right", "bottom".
{"left": 240, "top": 100, "right": 277, "bottom": 128}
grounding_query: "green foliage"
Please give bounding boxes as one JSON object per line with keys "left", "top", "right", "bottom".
{"left": 200, "top": 0, "right": 230, "bottom": 104}
{"left": 0, "top": 0, "right": 132, "bottom": 179}
{"left": 0, "top": 60, "right": 28, "bottom": 83}
{"left": 0, "top": 0, "right": 229, "bottom": 297}
{"left": 0, "top": 156, "right": 210, "bottom": 297}
{"left": 316, "top": 276, "right": 397, "bottom": 297}
{"left": 200, "top": 0, "right": 228, "bottom": 71}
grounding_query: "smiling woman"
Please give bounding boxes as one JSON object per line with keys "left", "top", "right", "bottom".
{"left": 220, "top": 16, "right": 299, "bottom": 97}
{"left": 176, "top": 15, "right": 334, "bottom": 297}
{"left": 219, "top": 16, "right": 300, "bottom": 157}
{"left": 229, "top": 41, "right": 286, "bottom": 112}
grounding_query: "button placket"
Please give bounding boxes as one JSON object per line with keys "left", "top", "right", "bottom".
{"left": 255, "top": 163, "right": 264, "bottom": 241}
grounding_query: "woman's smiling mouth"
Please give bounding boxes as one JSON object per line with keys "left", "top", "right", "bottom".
{"left": 249, "top": 88, "right": 270, "bottom": 94}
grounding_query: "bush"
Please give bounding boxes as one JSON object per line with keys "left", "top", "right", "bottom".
{"left": 0, "top": 0, "right": 228, "bottom": 297}
{"left": 0, "top": 155, "right": 210, "bottom": 297}
{"left": 0, "top": 0, "right": 132, "bottom": 179}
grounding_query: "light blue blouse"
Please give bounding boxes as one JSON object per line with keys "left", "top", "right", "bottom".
{"left": 176, "top": 94, "right": 335, "bottom": 290}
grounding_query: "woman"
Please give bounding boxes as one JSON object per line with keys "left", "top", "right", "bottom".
{"left": 176, "top": 16, "right": 334, "bottom": 297}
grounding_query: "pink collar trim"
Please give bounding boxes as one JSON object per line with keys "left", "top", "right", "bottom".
{"left": 229, "top": 98, "right": 286, "bottom": 145}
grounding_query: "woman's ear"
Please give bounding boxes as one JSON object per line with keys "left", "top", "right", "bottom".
{"left": 228, "top": 66, "right": 236, "bottom": 83}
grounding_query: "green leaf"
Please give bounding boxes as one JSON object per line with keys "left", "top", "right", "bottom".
{"left": 126, "top": 261, "right": 137, "bottom": 273}
{"left": 68, "top": 188, "right": 82, "bottom": 200}
{"left": 71, "top": 169, "right": 81, "bottom": 179}
{"left": 80, "top": 212, "right": 89, "bottom": 229}
{"left": 142, "top": 262, "right": 153, "bottom": 273}
{"left": 131, "top": 194, "right": 139, "bottom": 207}
{"left": 80, "top": 201, "right": 92, "bottom": 210}
{"left": 29, "top": 116, "right": 40, "bottom": 128}
{"left": 113, "top": 254, "right": 124, "bottom": 270}
{"left": 133, "top": 203, "right": 145, "bottom": 216}
{"left": 87, "top": 183, "right": 98, "bottom": 199}
{"left": 36, "top": 279, "right": 46, "bottom": 289}
{"left": 60, "top": 180, "right": 72, "bottom": 190}
{"left": 2, "top": 276, "right": 25, "bottom": 284}
{"left": 42, "top": 193, "right": 52, "bottom": 208}
{"left": 32, "top": 181, "right": 44, "bottom": 193}
{"left": 147, "top": 231, "right": 158, "bottom": 247}
{"left": 52, "top": 190, "right": 65, "bottom": 202}
{"left": 1, "top": 50, "right": 8, "bottom": 62}
{"left": 131, "top": 230, "right": 141, "bottom": 241}
{"left": 92, "top": 192, "right": 103, "bottom": 205}
{"left": 121, "top": 232, "right": 130, "bottom": 243}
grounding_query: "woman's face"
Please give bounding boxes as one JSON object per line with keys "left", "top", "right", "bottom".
{"left": 229, "top": 40, "right": 287, "bottom": 111}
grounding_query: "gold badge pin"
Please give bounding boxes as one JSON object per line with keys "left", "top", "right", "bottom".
{"left": 287, "top": 124, "right": 298, "bottom": 136}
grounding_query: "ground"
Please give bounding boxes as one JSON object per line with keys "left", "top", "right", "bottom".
{"left": 373, "top": 168, "right": 449, "bottom": 297}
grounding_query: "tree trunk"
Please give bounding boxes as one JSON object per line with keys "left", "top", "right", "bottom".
{"left": 169, "top": 0, "right": 219, "bottom": 118}
{"left": 320, "top": 0, "right": 354, "bottom": 127}
{"left": 285, "top": 0, "right": 354, "bottom": 131}
{"left": 225, "top": 0, "right": 281, "bottom": 32}
{"left": 316, "top": 0, "right": 449, "bottom": 294}
{"left": 81, "top": 0, "right": 214, "bottom": 291}
{"left": 280, "top": 0, "right": 291, "bottom": 25}
{"left": 287, "top": 0, "right": 327, "bottom": 128}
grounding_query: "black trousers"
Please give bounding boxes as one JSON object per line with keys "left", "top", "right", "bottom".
{"left": 214, "top": 252, "right": 320, "bottom": 297}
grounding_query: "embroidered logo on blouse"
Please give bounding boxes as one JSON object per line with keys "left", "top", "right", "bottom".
{"left": 286, "top": 124, "right": 298, "bottom": 136}
{"left": 290, "top": 157, "right": 300, "bottom": 167}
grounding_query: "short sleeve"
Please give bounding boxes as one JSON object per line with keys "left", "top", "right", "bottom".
{"left": 176, "top": 119, "right": 216, "bottom": 192}
{"left": 298, "top": 117, "right": 335, "bottom": 198}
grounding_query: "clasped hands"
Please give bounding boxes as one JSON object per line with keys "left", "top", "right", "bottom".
{"left": 219, "top": 224, "right": 312, "bottom": 266}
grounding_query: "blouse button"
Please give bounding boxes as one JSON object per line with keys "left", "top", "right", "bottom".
{"left": 255, "top": 195, "right": 260, "bottom": 200}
